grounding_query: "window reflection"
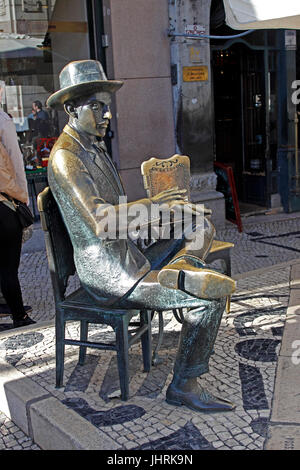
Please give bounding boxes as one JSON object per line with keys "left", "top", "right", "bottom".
{"left": 0, "top": 0, "right": 89, "bottom": 170}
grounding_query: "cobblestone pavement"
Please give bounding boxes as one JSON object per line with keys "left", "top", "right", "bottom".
{"left": 0, "top": 266, "right": 290, "bottom": 450}
{"left": 218, "top": 215, "right": 300, "bottom": 274}
{"left": 0, "top": 213, "right": 298, "bottom": 450}
{"left": 0, "top": 411, "right": 40, "bottom": 450}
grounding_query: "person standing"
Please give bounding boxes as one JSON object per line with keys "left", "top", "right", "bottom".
{"left": 28, "top": 100, "right": 51, "bottom": 149}
{"left": 31, "top": 100, "right": 49, "bottom": 121}
{"left": 31, "top": 100, "right": 50, "bottom": 138}
{"left": 0, "top": 109, "right": 36, "bottom": 328}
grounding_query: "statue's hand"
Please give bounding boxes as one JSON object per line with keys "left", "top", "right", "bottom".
{"left": 150, "top": 187, "right": 187, "bottom": 205}
{"left": 150, "top": 187, "right": 212, "bottom": 217}
{"left": 169, "top": 201, "right": 207, "bottom": 217}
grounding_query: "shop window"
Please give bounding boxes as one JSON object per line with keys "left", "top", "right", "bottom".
{"left": 0, "top": 0, "right": 90, "bottom": 169}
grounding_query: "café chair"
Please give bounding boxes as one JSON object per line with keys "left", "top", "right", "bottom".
{"left": 141, "top": 154, "right": 234, "bottom": 316}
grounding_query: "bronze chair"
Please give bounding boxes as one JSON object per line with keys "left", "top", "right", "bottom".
{"left": 141, "top": 154, "right": 234, "bottom": 315}
{"left": 37, "top": 187, "right": 153, "bottom": 401}
{"left": 141, "top": 154, "right": 191, "bottom": 201}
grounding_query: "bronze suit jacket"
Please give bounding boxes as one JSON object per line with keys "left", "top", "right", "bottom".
{"left": 48, "top": 124, "right": 151, "bottom": 305}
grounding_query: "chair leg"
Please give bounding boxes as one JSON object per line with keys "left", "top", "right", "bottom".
{"left": 55, "top": 314, "right": 65, "bottom": 388}
{"left": 226, "top": 295, "right": 231, "bottom": 314}
{"left": 79, "top": 320, "right": 88, "bottom": 365}
{"left": 224, "top": 250, "right": 232, "bottom": 277}
{"left": 115, "top": 316, "right": 130, "bottom": 401}
{"left": 152, "top": 311, "right": 164, "bottom": 366}
{"left": 140, "top": 310, "right": 152, "bottom": 373}
{"left": 223, "top": 251, "right": 232, "bottom": 313}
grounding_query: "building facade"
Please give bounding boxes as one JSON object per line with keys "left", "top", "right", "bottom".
{"left": 0, "top": 0, "right": 298, "bottom": 226}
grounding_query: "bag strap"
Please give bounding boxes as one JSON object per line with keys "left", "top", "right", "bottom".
{"left": 0, "top": 192, "right": 18, "bottom": 209}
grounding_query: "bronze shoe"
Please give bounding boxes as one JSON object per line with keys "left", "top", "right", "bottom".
{"left": 157, "top": 260, "right": 236, "bottom": 299}
{"left": 166, "top": 383, "right": 236, "bottom": 412}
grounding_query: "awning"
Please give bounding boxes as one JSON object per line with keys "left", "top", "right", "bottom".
{"left": 223, "top": 0, "right": 300, "bottom": 30}
{"left": 0, "top": 34, "right": 44, "bottom": 58}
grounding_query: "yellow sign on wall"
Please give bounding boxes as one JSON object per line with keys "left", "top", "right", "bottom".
{"left": 189, "top": 46, "right": 203, "bottom": 63}
{"left": 183, "top": 66, "right": 208, "bottom": 82}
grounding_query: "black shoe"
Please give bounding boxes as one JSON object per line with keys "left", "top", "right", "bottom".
{"left": 0, "top": 304, "right": 32, "bottom": 316}
{"left": 166, "top": 383, "right": 236, "bottom": 412}
{"left": 13, "top": 315, "right": 36, "bottom": 329}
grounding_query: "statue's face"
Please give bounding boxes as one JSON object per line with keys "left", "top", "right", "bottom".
{"left": 74, "top": 92, "right": 112, "bottom": 138}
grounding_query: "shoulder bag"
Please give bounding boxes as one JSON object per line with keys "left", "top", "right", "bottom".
{"left": 1, "top": 192, "right": 34, "bottom": 228}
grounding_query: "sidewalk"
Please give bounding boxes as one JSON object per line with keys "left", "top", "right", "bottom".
{"left": 0, "top": 212, "right": 300, "bottom": 450}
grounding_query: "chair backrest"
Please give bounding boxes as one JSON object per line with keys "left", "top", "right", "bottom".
{"left": 37, "top": 186, "right": 76, "bottom": 303}
{"left": 141, "top": 154, "right": 191, "bottom": 201}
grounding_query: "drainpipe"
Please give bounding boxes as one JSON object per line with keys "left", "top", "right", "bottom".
{"left": 294, "top": 111, "right": 300, "bottom": 192}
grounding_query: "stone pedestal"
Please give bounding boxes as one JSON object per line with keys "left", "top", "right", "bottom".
{"left": 190, "top": 172, "right": 225, "bottom": 229}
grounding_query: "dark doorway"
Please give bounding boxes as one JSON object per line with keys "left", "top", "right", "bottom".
{"left": 212, "top": 46, "right": 243, "bottom": 196}
{"left": 212, "top": 44, "right": 267, "bottom": 207}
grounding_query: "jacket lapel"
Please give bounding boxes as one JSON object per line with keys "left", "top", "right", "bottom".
{"left": 92, "top": 144, "right": 125, "bottom": 197}
{"left": 64, "top": 125, "right": 124, "bottom": 198}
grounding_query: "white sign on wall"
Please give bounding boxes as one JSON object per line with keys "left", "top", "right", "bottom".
{"left": 285, "top": 30, "right": 297, "bottom": 50}
{"left": 185, "top": 25, "right": 205, "bottom": 36}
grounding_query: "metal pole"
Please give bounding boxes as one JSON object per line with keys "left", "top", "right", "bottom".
{"left": 296, "top": 111, "right": 299, "bottom": 186}
{"left": 292, "top": 111, "right": 300, "bottom": 194}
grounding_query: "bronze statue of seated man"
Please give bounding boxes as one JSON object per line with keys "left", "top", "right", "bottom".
{"left": 46, "top": 60, "right": 236, "bottom": 412}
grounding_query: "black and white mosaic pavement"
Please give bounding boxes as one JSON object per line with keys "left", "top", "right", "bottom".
{"left": 218, "top": 217, "right": 300, "bottom": 274}
{"left": 0, "top": 410, "right": 40, "bottom": 450}
{"left": 0, "top": 265, "right": 290, "bottom": 450}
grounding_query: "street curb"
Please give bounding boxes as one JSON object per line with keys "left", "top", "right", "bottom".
{"left": 0, "top": 356, "right": 119, "bottom": 450}
{"left": 264, "top": 262, "right": 300, "bottom": 450}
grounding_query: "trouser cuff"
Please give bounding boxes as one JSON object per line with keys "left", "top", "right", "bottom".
{"left": 173, "top": 361, "right": 209, "bottom": 379}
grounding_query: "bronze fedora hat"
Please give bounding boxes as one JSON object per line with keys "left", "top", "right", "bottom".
{"left": 47, "top": 60, "right": 123, "bottom": 109}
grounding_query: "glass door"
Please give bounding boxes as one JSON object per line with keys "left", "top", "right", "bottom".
{"left": 241, "top": 50, "right": 267, "bottom": 205}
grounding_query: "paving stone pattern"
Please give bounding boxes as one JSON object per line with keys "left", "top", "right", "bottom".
{"left": 0, "top": 411, "right": 40, "bottom": 450}
{"left": 217, "top": 217, "right": 300, "bottom": 274}
{"left": 0, "top": 215, "right": 297, "bottom": 450}
{"left": 0, "top": 265, "right": 290, "bottom": 450}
